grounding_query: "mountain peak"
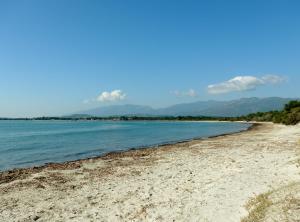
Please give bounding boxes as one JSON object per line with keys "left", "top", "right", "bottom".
{"left": 79, "top": 97, "right": 295, "bottom": 117}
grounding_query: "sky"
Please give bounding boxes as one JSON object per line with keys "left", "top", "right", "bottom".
{"left": 0, "top": 0, "right": 299, "bottom": 117}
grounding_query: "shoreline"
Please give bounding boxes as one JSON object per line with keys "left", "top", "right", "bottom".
{"left": 1, "top": 122, "right": 299, "bottom": 221}
{"left": 0, "top": 121, "right": 255, "bottom": 182}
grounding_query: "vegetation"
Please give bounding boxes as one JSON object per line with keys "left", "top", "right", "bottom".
{"left": 1, "top": 101, "right": 299, "bottom": 125}
{"left": 241, "top": 192, "right": 273, "bottom": 222}
{"left": 238, "top": 100, "right": 300, "bottom": 125}
{"left": 242, "top": 182, "right": 300, "bottom": 222}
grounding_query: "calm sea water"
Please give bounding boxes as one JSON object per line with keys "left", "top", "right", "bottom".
{"left": 0, "top": 120, "right": 250, "bottom": 171}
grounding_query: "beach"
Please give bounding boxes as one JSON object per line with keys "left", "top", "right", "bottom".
{"left": 1, "top": 122, "right": 300, "bottom": 222}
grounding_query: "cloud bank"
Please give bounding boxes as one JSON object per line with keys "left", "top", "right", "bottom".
{"left": 171, "top": 89, "right": 198, "bottom": 98}
{"left": 97, "top": 90, "right": 126, "bottom": 102}
{"left": 207, "top": 75, "right": 285, "bottom": 94}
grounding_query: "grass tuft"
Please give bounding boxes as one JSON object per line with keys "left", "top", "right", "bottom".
{"left": 241, "top": 192, "right": 272, "bottom": 222}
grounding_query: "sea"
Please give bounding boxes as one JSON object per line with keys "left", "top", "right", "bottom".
{"left": 0, "top": 120, "right": 251, "bottom": 171}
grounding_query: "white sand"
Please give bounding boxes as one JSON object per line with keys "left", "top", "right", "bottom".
{"left": 1, "top": 123, "right": 300, "bottom": 222}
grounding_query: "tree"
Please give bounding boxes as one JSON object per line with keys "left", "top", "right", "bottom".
{"left": 284, "top": 100, "right": 300, "bottom": 112}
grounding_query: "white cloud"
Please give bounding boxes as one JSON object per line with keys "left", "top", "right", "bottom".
{"left": 261, "top": 75, "right": 285, "bottom": 84}
{"left": 207, "top": 75, "right": 285, "bottom": 94}
{"left": 171, "top": 89, "right": 198, "bottom": 98}
{"left": 97, "top": 90, "right": 126, "bottom": 102}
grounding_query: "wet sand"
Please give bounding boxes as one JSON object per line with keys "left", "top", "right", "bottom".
{"left": 1, "top": 122, "right": 300, "bottom": 221}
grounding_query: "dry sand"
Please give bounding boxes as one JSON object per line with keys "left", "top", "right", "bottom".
{"left": 1, "top": 123, "right": 300, "bottom": 222}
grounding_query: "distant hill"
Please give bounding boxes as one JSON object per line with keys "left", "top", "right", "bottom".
{"left": 155, "top": 100, "right": 224, "bottom": 116}
{"left": 194, "top": 97, "right": 294, "bottom": 117}
{"left": 79, "top": 97, "right": 295, "bottom": 117}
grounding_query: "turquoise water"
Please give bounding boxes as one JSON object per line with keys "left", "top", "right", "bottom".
{"left": 0, "top": 120, "right": 250, "bottom": 171}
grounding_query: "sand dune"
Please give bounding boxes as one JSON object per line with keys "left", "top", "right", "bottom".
{"left": 1, "top": 123, "right": 300, "bottom": 222}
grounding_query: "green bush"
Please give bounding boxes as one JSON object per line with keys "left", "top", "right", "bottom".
{"left": 284, "top": 100, "right": 300, "bottom": 112}
{"left": 242, "top": 101, "right": 300, "bottom": 125}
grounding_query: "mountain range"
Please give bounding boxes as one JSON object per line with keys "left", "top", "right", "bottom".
{"left": 77, "top": 97, "right": 295, "bottom": 117}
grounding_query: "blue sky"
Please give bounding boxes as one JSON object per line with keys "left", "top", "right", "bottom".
{"left": 0, "top": 0, "right": 299, "bottom": 117}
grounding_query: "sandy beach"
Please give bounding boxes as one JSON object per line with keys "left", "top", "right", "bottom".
{"left": 1, "top": 122, "right": 300, "bottom": 222}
